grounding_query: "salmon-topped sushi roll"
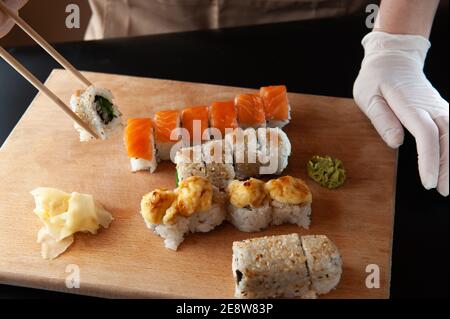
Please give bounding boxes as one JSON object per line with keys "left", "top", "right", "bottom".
{"left": 181, "top": 105, "right": 209, "bottom": 144}
{"left": 235, "top": 93, "right": 266, "bottom": 129}
{"left": 210, "top": 101, "right": 238, "bottom": 137}
{"left": 124, "top": 118, "right": 158, "bottom": 172}
{"left": 260, "top": 85, "right": 291, "bottom": 128}
{"left": 154, "top": 110, "right": 180, "bottom": 161}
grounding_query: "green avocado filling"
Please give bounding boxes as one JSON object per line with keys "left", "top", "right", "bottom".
{"left": 95, "top": 95, "right": 116, "bottom": 124}
{"left": 175, "top": 170, "right": 179, "bottom": 187}
{"left": 307, "top": 155, "right": 346, "bottom": 189}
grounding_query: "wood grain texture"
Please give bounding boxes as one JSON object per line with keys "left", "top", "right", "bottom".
{"left": 0, "top": 69, "right": 397, "bottom": 298}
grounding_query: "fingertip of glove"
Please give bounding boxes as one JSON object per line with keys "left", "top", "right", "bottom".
{"left": 437, "top": 184, "right": 449, "bottom": 197}
{"left": 384, "top": 128, "right": 404, "bottom": 148}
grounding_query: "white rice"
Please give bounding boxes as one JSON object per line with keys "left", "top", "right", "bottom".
{"left": 155, "top": 141, "right": 174, "bottom": 161}
{"left": 271, "top": 201, "right": 311, "bottom": 229}
{"left": 70, "top": 86, "right": 122, "bottom": 141}
{"left": 227, "top": 200, "right": 272, "bottom": 232}
{"left": 257, "top": 127, "right": 291, "bottom": 175}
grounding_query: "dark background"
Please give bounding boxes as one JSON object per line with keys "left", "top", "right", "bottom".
{"left": 0, "top": 12, "right": 448, "bottom": 298}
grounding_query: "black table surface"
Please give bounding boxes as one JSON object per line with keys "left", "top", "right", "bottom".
{"left": 0, "top": 13, "right": 448, "bottom": 299}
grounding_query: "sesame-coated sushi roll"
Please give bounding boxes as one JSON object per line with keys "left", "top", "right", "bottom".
{"left": 232, "top": 233, "right": 342, "bottom": 299}
{"left": 265, "top": 176, "right": 312, "bottom": 229}
{"left": 70, "top": 86, "right": 123, "bottom": 141}
{"left": 224, "top": 128, "right": 262, "bottom": 180}
{"left": 235, "top": 93, "right": 266, "bottom": 129}
{"left": 210, "top": 101, "right": 238, "bottom": 137}
{"left": 174, "top": 144, "right": 206, "bottom": 182}
{"left": 260, "top": 85, "right": 291, "bottom": 128}
{"left": 154, "top": 110, "right": 180, "bottom": 161}
{"left": 232, "top": 234, "right": 312, "bottom": 298}
{"left": 301, "top": 235, "right": 343, "bottom": 295}
{"left": 201, "top": 140, "right": 235, "bottom": 189}
{"left": 226, "top": 178, "right": 272, "bottom": 232}
{"left": 124, "top": 118, "right": 158, "bottom": 172}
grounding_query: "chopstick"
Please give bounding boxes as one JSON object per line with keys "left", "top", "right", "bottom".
{"left": 0, "top": 46, "right": 99, "bottom": 139}
{"left": 0, "top": 1, "right": 91, "bottom": 87}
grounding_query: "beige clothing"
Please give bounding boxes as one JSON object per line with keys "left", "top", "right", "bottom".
{"left": 85, "top": 0, "right": 375, "bottom": 40}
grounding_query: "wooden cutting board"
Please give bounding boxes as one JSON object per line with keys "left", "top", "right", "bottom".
{"left": 0, "top": 69, "right": 396, "bottom": 298}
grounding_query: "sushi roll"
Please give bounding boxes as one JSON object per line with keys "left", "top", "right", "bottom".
{"left": 260, "top": 85, "right": 291, "bottom": 128}
{"left": 301, "top": 235, "right": 343, "bottom": 295}
{"left": 140, "top": 176, "right": 226, "bottom": 250}
{"left": 265, "top": 176, "right": 312, "bottom": 229}
{"left": 124, "top": 118, "right": 158, "bottom": 172}
{"left": 234, "top": 93, "right": 266, "bottom": 129}
{"left": 232, "top": 234, "right": 312, "bottom": 299}
{"left": 232, "top": 233, "right": 342, "bottom": 299}
{"left": 257, "top": 127, "right": 291, "bottom": 175}
{"left": 210, "top": 101, "right": 238, "bottom": 137}
{"left": 154, "top": 110, "right": 180, "bottom": 161}
{"left": 70, "top": 86, "right": 122, "bottom": 141}
{"left": 175, "top": 141, "right": 235, "bottom": 190}
{"left": 201, "top": 140, "right": 235, "bottom": 189}
{"left": 226, "top": 178, "right": 272, "bottom": 232}
{"left": 181, "top": 105, "right": 210, "bottom": 144}
{"left": 224, "top": 128, "right": 262, "bottom": 180}
{"left": 175, "top": 144, "right": 207, "bottom": 182}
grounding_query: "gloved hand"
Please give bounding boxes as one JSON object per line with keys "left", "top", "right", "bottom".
{"left": 0, "top": 0, "right": 27, "bottom": 38}
{"left": 354, "top": 31, "right": 449, "bottom": 196}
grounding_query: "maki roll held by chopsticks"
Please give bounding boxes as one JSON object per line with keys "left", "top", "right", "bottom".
{"left": 70, "top": 86, "right": 122, "bottom": 141}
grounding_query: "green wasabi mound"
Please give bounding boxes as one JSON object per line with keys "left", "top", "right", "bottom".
{"left": 307, "top": 155, "right": 346, "bottom": 189}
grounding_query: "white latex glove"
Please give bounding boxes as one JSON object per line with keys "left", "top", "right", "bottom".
{"left": 0, "top": 0, "right": 27, "bottom": 38}
{"left": 354, "top": 31, "right": 449, "bottom": 196}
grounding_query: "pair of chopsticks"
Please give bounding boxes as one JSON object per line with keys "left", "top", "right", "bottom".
{"left": 0, "top": 1, "right": 99, "bottom": 139}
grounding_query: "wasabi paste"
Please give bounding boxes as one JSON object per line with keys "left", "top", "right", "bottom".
{"left": 307, "top": 155, "right": 346, "bottom": 189}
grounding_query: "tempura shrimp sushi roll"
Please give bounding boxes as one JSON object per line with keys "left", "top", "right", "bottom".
{"left": 235, "top": 93, "right": 266, "bottom": 129}
{"left": 265, "top": 176, "right": 312, "bottom": 229}
{"left": 225, "top": 128, "right": 262, "bottom": 180}
{"left": 210, "top": 101, "right": 238, "bottom": 137}
{"left": 260, "top": 85, "right": 291, "bottom": 128}
{"left": 181, "top": 105, "right": 210, "bottom": 143}
{"left": 70, "top": 86, "right": 122, "bottom": 141}
{"left": 201, "top": 140, "right": 235, "bottom": 189}
{"left": 257, "top": 127, "right": 291, "bottom": 175}
{"left": 227, "top": 178, "right": 272, "bottom": 232}
{"left": 124, "top": 118, "right": 158, "bottom": 172}
{"left": 140, "top": 176, "right": 226, "bottom": 250}
{"left": 154, "top": 110, "right": 181, "bottom": 161}
{"left": 301, "top": 235, "right": 343, "bottom": 295}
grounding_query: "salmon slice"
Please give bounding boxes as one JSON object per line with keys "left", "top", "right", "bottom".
{"left": 260, "top": 85, "right": 289, "bottom": 121}
{"left": 210, "top": 101, "right": 238, "bottom": 136}
{"left": 124, "top": 118, "right": 153, "bottom": 160}
{"left": 235, "top": 93, "right": 266, "bottom": 127}
{"left": 181, "top": 105, "right": 209, "bottom": 142}
{"left": 154, "top": 110, "right": 180, "bottom": 143}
